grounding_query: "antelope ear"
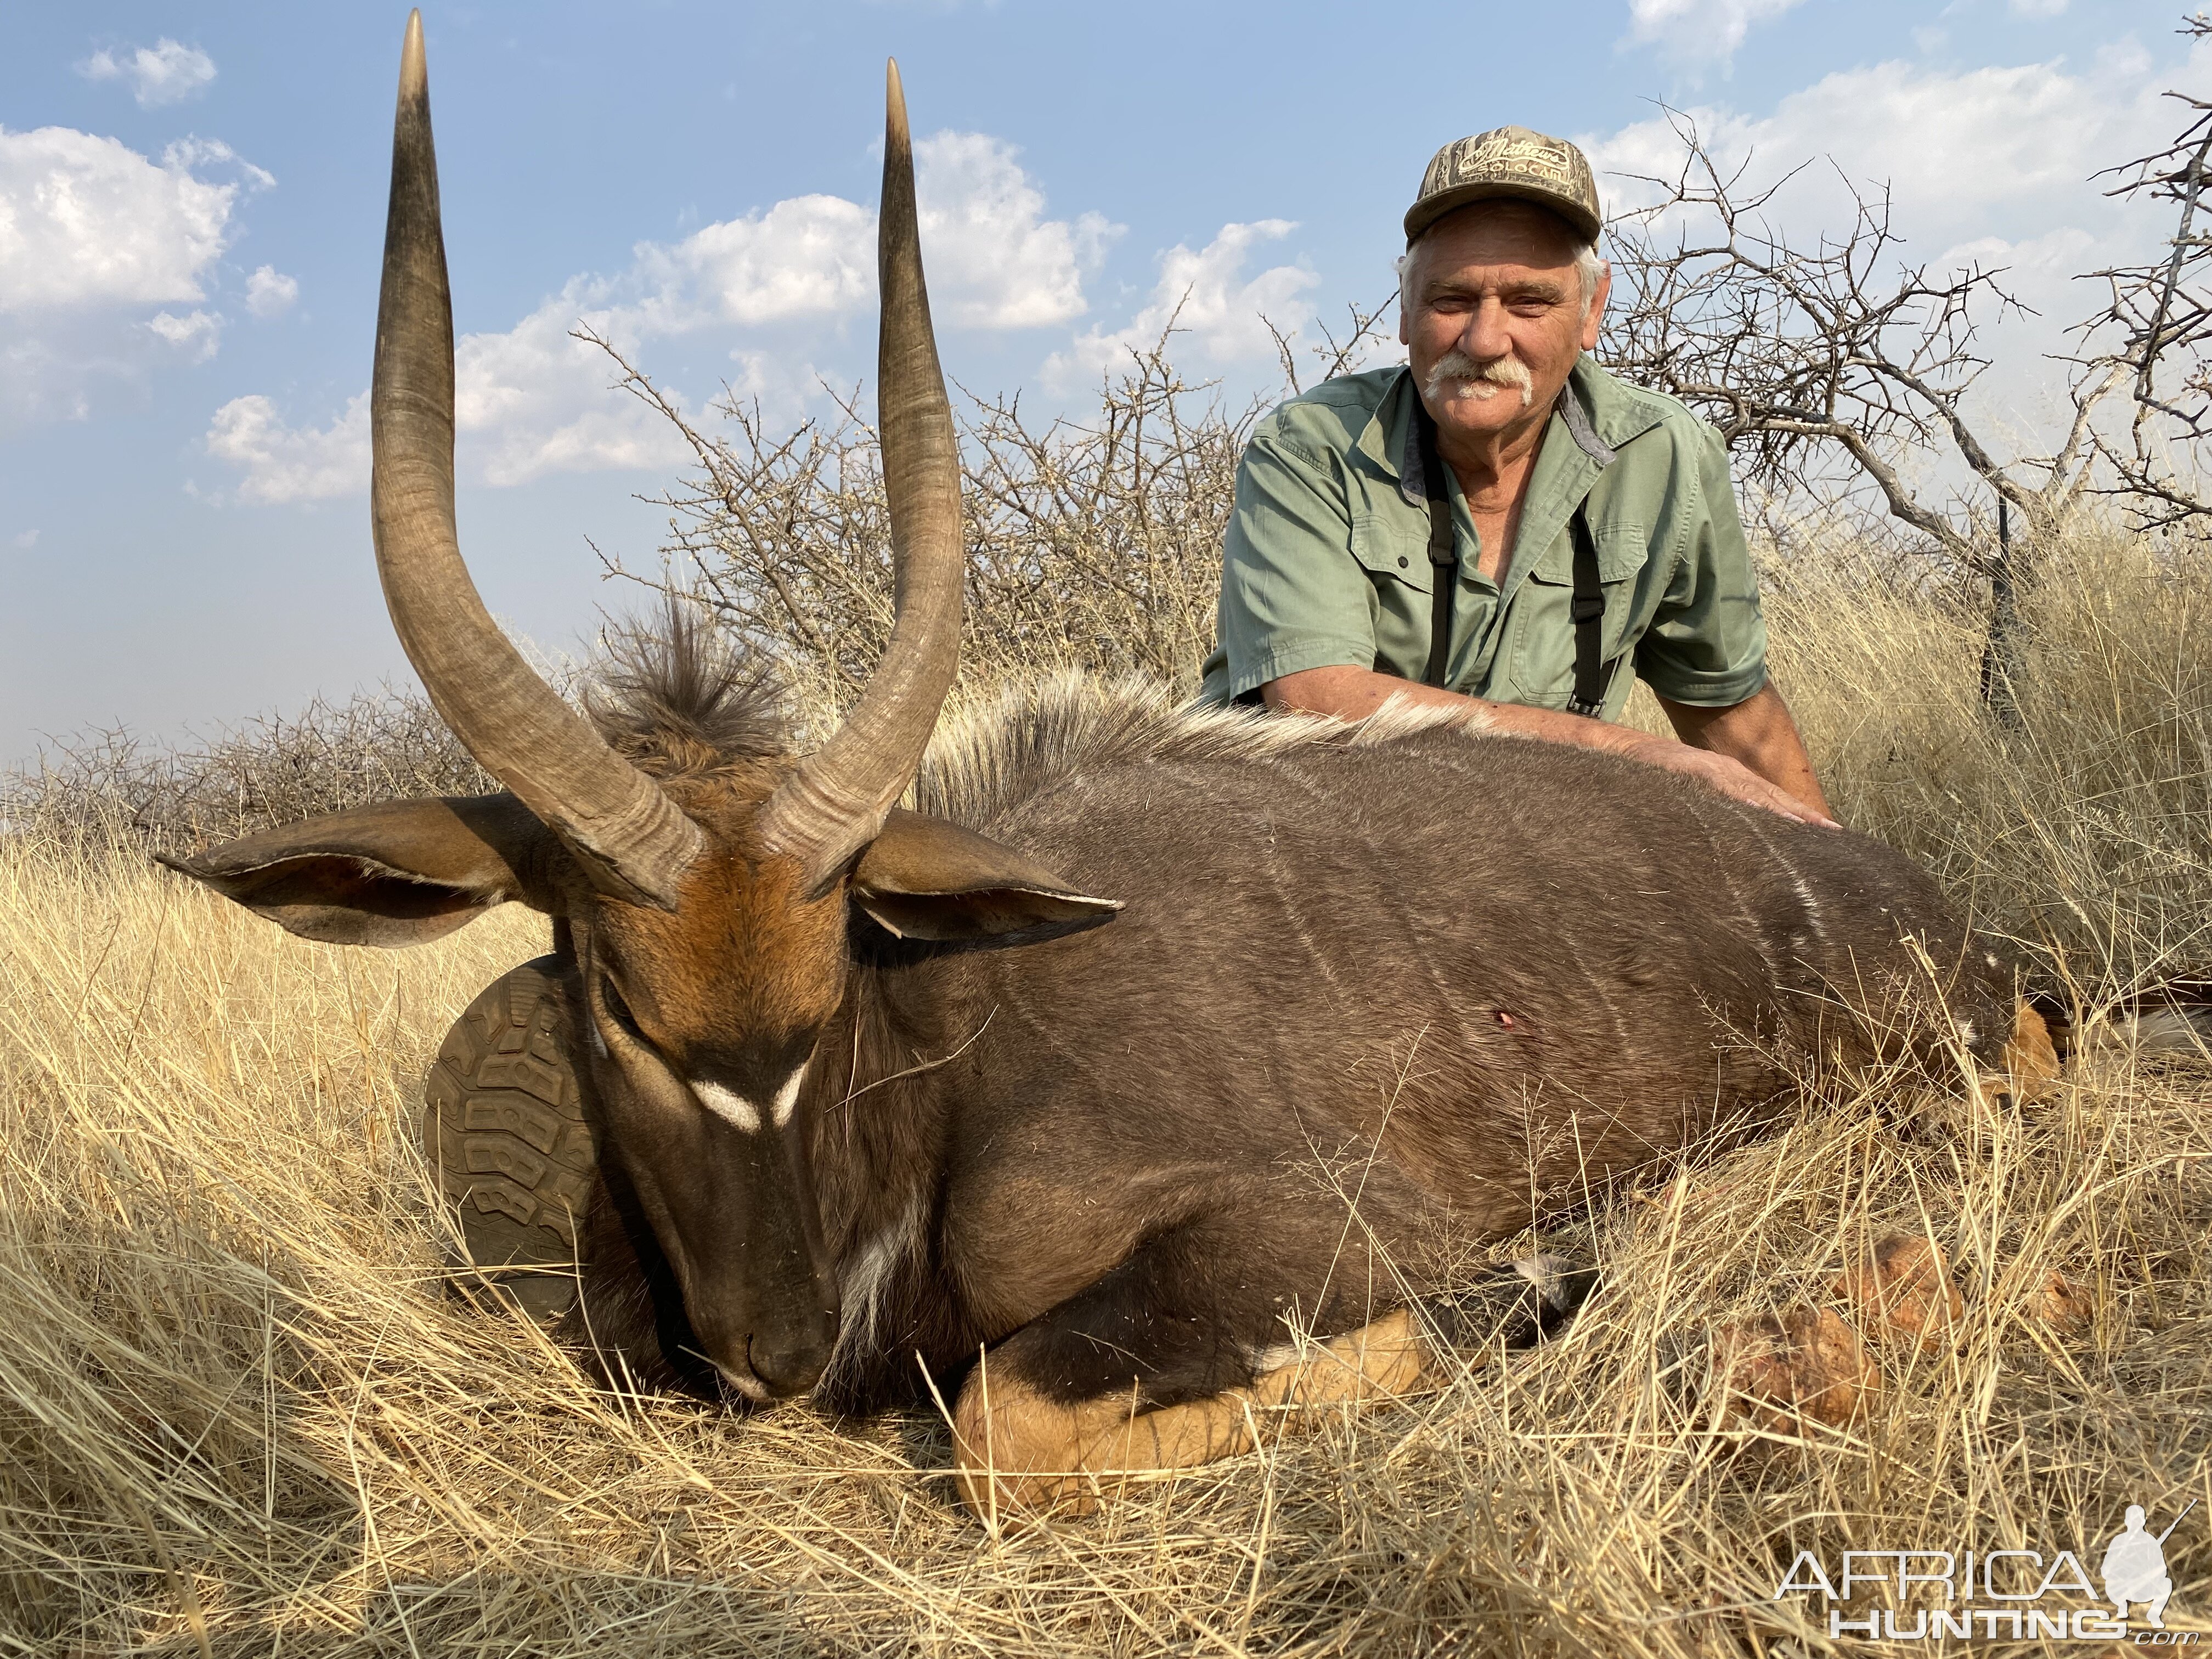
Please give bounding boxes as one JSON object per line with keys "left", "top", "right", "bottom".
{"left": 156, "top": 794, "right": 572, "bottom": 947}
{"left": 850, "top": 809, "right": 1121, "bottom": 945}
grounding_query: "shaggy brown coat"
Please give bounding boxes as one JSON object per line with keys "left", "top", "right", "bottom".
{"left": 557, "top": 655, "right": 2014, "bottom": 1418}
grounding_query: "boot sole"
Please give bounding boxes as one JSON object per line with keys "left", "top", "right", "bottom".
{"left": 422, "top": 954, "right": 594, "bottom": 1322}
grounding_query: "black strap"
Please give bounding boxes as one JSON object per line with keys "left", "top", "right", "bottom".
{"left": 1414, "top": 404, "right": 1456, "bottom": 687}
{"left": 1566, "top": 511, "right": 1612, "bottom": 718}
{"left": 1416, "top": 400, "right": 1616, "bottom": 713}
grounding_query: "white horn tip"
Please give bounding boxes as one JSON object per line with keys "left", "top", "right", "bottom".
{"left": 885, "top": 58, "right": 907, "bottom": 134}
{"left": 400, "top": 10, "right": 426, "bottom": 96}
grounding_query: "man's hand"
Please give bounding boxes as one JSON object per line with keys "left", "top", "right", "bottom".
{"left": 1612, "top": 730, "right": 1836, "bottom": 826}
{"left": 1654, "top": 683, "right": 1833, "bottom": 823}
{"left": 1261, "top": 665, "right": 1836, "bottom": 826}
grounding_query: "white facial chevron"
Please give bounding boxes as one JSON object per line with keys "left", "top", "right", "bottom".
{"left": 691, "top": 1064, "right": 808, "bottom": 1133}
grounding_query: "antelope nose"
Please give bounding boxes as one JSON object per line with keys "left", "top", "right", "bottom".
{"left": 747, "top": 1327, "right": 833, "bottom": 1398}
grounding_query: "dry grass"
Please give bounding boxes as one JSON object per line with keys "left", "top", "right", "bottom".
{"left": 4, "top": 531, "right": 2211, "bottom": 1655}
{"left": 1765, "top": 526, "right": 2212, "bottom": 996}
{"left": 2, "top": 691, "right": 492, "bottom": 859}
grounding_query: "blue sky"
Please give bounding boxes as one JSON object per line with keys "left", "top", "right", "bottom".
{"left": 0, "top": 0, "right": 2191, "bottom": 762}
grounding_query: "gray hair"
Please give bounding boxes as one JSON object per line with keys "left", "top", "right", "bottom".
{"left": 1396, "top": 219, "right": 1605, "bottom": 315}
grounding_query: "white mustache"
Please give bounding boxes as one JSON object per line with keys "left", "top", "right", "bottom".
{"left": 1426, "top": 350, "right": 1533, "bottom": 408}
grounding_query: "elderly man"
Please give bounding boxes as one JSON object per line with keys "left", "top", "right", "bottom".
{"left": 1199, "top": 127, "right": 1831, "bottom": 824}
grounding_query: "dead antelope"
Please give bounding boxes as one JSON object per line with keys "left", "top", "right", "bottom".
{"left": 164, "top": 12, "right": 2049, "bottom": 1520}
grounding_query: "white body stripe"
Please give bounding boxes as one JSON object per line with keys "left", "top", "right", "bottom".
{"left": 1789, "top": 873, "right": 1827, "bottom": 945}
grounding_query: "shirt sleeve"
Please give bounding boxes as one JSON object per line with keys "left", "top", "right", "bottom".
{"left": 1210, "top": 427, "right": 1380, "bottom": 702}
{"left": 1632, "top": 423, "right": 1769, "bottom": 708}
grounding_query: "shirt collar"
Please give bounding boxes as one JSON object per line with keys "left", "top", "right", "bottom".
{"left": 1369, "top": 356, "right": 1666, "bottom": 509}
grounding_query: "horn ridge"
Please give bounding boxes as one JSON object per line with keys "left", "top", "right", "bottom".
{"left": 756, "top": 58, "right": 966, "bottom": 893}
{"left": 370, "top": 9, "right": 704, "bottom": 910}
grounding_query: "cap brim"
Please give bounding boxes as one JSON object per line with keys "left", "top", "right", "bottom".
{"left": 1404, "top": 182, "right": 1600, "bottom": 246}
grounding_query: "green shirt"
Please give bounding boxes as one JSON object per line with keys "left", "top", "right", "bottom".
{"left": 1198, "top": 357, "right": 1768, "bottom": 719}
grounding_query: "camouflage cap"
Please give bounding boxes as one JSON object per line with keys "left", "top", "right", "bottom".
{"left": 1405, "top": 126, "right": 1602, "bottom": 246}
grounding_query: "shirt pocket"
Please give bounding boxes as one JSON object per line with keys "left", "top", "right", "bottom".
{"left": 1348, "top": 506, "right": 1435, "bottom": 596}
{"left": 1345, "top": 507, "right": 1442, "bottom": 681}
{"left": 1510, "top": 521, "right": 1651, "bottom": 705}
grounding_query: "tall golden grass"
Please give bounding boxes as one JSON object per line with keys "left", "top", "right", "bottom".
{"left": 3, "top": 529, "right": 2209, "bottom": 1655}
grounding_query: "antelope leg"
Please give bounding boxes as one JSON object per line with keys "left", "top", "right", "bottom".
{"left": 1988, "top": 999, "right": 2061, "bottom": 1103}
{"left": 950, "top": 1311, "right": 1425, "bottom": 1523}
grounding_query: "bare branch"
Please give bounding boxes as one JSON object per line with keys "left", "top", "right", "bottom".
{"left": 1260, "top": 292, "right": 1401, "bottom": 398}
{"left": 2065, "top": 20, "right": 2212, "bottom": 531}
{"left": 1600, "top": 106, "right": 2106, "bottom": 567}
{"left": 590, "top": 324, "right": 1258, "bottom": 714}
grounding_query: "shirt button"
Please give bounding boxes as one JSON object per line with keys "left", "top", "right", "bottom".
{"left": 1397, "top": 555, "right": 1409, "bottom": 568}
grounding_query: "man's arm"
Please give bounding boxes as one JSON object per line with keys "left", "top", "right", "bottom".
{"left": 1656, "top": 682, "right": 1830, "bottom": 819}
{"left": 1262, "top": 665, "right": 1836, "bottom": 826}
{"left": 1206, "top": 424, "right": 1382, "bottom": 702}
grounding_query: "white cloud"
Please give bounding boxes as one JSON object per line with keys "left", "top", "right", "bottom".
{"left": 210, "top": 129, "right": 1119, "bottom": 501}
{"left": 205, "top": 296, "right": 709, "bottom": 503}
{"left": 1584, "top": 39, "right": 2210, "bottom": 454}
{"left": 10, "top": 529, "right": 37, "bottom": 550}
{"left": 162, "top": 137, "right": 274, "bottom": 193}
{"left": 454, "top": 299, "right": 693, "bottom": 487}
{"left": 146, "top": 308, "right": 221, "bottom": 360}
{"left": 2010, "top": 0, "right": 2068, "bottom": 15}
{"left": 244, "top": 266, "right": 298, "bottom": 317}
{"left": 80, "top": 39, "right": 217, "bottom": 108}
{"left": 206, "top": 391, "right": 369, "bottom": 505}
{"left": 912, "top": 133, "right": 1118, "bottom": 328}
{"left": 1587, "top": 50, "right": 2184, "bottom": 261}
{"left": 1623, "top": 0, "right": 1806, "bottom": 71}
{"left": 1596, "top": 56, "right": 2164, "bottom": 237}
{"left": 623, "top": 133, "right": 1110, "bottom": 333}
{"left": 0, "top": 125, "right": 264, "bottom": 424}
{"left": 0, "top": 127, "right": 237, "bottom": 313}
{"left": 639, "top": 194, "right": 876, "bottom": 328}
{"left": 1045, "top": 221, "right": 1318, "bottom": 388}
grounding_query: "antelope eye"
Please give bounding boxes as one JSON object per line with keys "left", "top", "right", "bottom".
{"left": 598, "top": 976, "right": 644, "bottom": 1041}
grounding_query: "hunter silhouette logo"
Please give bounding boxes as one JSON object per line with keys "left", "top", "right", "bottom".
{"left": 2106, "top": 1500, "right": 2195, "bottom": 1630}
{"left": 1774, "top": 1498, "right": 2198, "bottom": 1643}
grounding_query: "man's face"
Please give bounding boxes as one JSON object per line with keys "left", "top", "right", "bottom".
{"left": 1398, "top": 204, "right": 1608, "bottom": 449}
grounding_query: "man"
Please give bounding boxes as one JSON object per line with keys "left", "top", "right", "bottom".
{"left": 1199, "top": 126, "right": 1832, "bottom": 825}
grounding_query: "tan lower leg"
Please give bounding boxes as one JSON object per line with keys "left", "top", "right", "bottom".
{"left": 950, "top": 1309, "right": 1426, "bottom": 1522}
{"left": 1991, "top": 1000, "right": 2061, "bottom": 1103}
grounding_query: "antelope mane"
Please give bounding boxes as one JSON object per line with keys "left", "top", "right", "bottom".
{"left": 585, "top": 605, "right": 796, "bottom": 787}
{"left": 574, "top": 616, "right": 1497, "bottom": 846}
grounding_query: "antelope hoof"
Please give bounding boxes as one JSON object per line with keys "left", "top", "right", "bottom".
{"left": 1983, "top": 1000, "right": 2062, "bottom": 1105}
{"left": 950, "top": 1310, "right": 1428, "bottom": 1525}
{"left": 1418, "top": 1254, "right": 1599, "bottom": 1352}
{"left": 1709, "top": 1306, "right": 1881, "bottom": 1436}
{"left": 1832, "top": 1234, "right": 1963, "bottom": 1354}
{"left": 2028, "top": 1269, "right": 2092, "bottom": 1337}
